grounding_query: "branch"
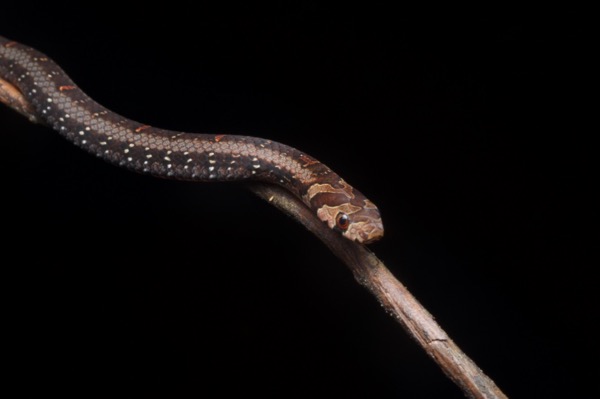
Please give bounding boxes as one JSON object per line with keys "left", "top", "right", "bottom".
{"left": 0, "top": 77, "right": 38, "bottom": 122}
{"left": 250, "top": 183, "right": 508, "bottom": 399}
{"left": 1, "top": 76, "right": 508, "bottom": 399}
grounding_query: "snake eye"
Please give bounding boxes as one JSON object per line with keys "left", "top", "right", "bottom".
{"left": 336, "top": 212, "right": 350, "bottom": 231}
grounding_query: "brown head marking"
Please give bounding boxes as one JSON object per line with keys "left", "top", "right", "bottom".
{"left": 307, "top": 179, "right": 383, "bottom": 244}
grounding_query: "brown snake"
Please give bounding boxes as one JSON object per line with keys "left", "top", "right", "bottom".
{"left": 0, "top": 35, "right": 383, "bottom": 243}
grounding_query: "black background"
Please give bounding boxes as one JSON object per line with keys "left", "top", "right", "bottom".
{"left": 4, "top": 6, "right": 595, "bottom": 398}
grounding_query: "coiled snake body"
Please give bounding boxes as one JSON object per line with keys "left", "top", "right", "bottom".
{"left": 0, "top": 36, "right": 383, "bottom": 243}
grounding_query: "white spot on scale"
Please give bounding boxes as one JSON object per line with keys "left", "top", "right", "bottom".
{"left": 167, "top": 150, "right": 172, "bottom": 154}
{"left": 79, "top": 131, "right": 85, "bottom": 136}
{"left": 253, "top": 164, "right": 260, "bottom": 169}
{"left": 252, "top": 157, "right": 258, "bottom": 161}
{"left": 59, "top": 117, "right": 64, "bottom": 122}
{"left": 129, "top": 143, "right": 134, "bottom": 148}
{"left": 184, "top": 165, "right": 189, "bottom": 169}
{"left": 164, "top": 156, "right": 171, "bottom": 161}
{"left": 47, "top": 98, "right": 52, "bottom": 103}
{"left": 230, "top": 160, "right": 236, "bottom": 164}
{"left": 144, "top": 161, "right": 148, "bottom": 165}
{"left": 252, "top": 171, "right": 256, "bottom": 175}
{"left": 209, "top": 152, "right": 215, "bottom": 156}
{"left": 187, "top": 158, "right": 193, "bottom": 163}
{"left": 31, "top": 89, "right": 37, "bottom": 93}
{"left": 146, "top": 154, "right": 152, "bottom": 159}
{"left": 100, "top": 142, "right": 107, "bottom": 146}
{"left": 209, "top": 174, "right": 216, "bottom": 179}
{"left": 227, "top": 167, "right": 232, "bottom": 171}
{"left": 127, "top": 157, "right": 132, "bottom": 162}
{"left": 183, "top": 151, "right": 189, "bottom": 155}
{"left": 82, "top": 140, "right": 87, "bottom": 144}
{"left": 209, "top": 166, "right": 214, "bottom": 172}
{"left": 209, "top": 160, "right": 216, "bottom": 164}
{"left": 167, "top": 164, "right": 172, "bottom": 169}
{"left": 85, "top": 127, "right": 90, "bottom": 131}
{"left": 145, "top": 147, "right": 150, "bottom": 151}
{"left": 124, "top": 149, "right": 129, "bottom": 154}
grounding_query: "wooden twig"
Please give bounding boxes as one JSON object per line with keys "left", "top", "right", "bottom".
{"left": 0, "top": 77, "right": 38, "bottom": 122}
{"left": 1, "top": 76, "right": 508, "bottom": 399}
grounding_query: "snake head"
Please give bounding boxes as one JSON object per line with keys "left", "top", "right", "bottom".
{"left": 339, "top": 201, "right": 384, "bottom": 244}
{"left": 316, "top": 199, "right": 384, "bottom": 244}
{"left": 305, "top": 180, "right": 384, "bottom": 244}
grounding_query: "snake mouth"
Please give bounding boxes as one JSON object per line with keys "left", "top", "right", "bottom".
{"left": 344, "top": 217, "right": 384, "bottom": 244}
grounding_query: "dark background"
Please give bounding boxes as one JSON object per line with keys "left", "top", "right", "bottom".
{"left": 4, "top": 6, "right": 595, "bottom": 398}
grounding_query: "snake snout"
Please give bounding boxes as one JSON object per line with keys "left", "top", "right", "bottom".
{"left": 359, "top": 219, "right": 384, "bottom": 244}
{"left": 343, "top": 214, "right": 384, "bottom": 244}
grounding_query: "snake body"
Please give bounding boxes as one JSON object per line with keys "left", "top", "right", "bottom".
{"left": 0, "top": 36, "right": 383, "bottom": 243}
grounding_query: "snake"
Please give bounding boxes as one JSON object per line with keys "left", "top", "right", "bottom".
{"left": 0, "top": 35, "right": 383, "bottom": 244}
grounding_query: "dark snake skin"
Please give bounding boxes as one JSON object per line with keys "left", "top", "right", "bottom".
{"left": 0, "top": 35, "right": 383, "bottom": 243}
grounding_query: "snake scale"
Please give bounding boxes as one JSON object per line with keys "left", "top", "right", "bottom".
{"left": 0, "top": 35, "right": 383, "bottom": 243}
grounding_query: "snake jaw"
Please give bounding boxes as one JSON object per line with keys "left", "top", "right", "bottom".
{"left": 343, "top": 217, "right": 384, "bottom": 244}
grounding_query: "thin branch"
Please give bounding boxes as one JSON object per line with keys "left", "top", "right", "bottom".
{"left": 0, "top": 77, "right": 38, "bottom": 122}
{"left": 1, "top": 77, "right": 508, "bottom": 399}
